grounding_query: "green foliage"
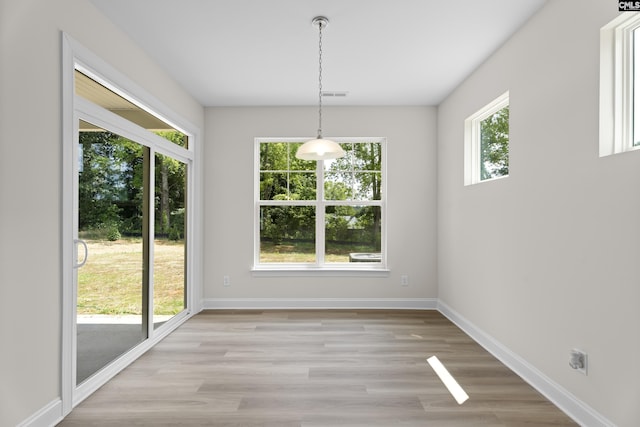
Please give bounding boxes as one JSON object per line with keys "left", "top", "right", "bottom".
{"left": 168, "top": 208, "right": 185, "bottom": 240}
{"left": 260, "top": 143, "right": 316, "bottom": 200}
{"left": 480, "top": 106, "right": 509, "bottom": 180}
{"left": 260, "top": 206, "right": 315, "bottom": 244}
{"left": 79, "top": 130, "right": 187, "bottom": 241}
{"left": 106, "top": 225, "right": 121, "bottom": 241}
{"left": 78, "top": 220, "right": 121, "bottom": 241}
{"left": 325, "top": 205, "right": 356, "bottom": 241}
{"left": 155, "top": 152, "right": 186, "bottom": 236}
{"left": 324, "top": 143, "right": 382, "bottom": 248}
{"left": 155, "top": 130, "right": 188, "bottom": 148}
{"left": 324, "top": 179, "right": 352, "bottom": 200}
{"left": 78, "top": 131, "right": 143, "bottom": 234}
{"left": 168, "top": 226, "right": 182, "bottom": 241}
{"left": 327, "top": 142, "right": 382, "bottom": 200}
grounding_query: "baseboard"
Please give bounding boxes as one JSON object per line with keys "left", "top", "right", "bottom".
{"left": 437, "top": 300, "right": 615, "bottom": 427}
{"left": 203, "top": 297, "right": 438, "bottom": 310}
{"left": 16, "top": 398, "right": 62, "bottom": 427}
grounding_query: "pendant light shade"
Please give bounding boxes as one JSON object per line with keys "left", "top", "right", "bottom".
{"left": 296, "top": 137, "right": 345, "bottom": 161}
{"left": 296, "top": 16, "right": 345, "bottom": 161}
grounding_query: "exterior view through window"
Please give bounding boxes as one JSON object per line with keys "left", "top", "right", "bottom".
{"left": 256, "top": 139, "right": 385, "bottom": 267}
{"left": 480, "top": 105, "right": 509, "bottom": 181}
{"left": 464, "top": 91, "right": 509, "bottom": 185}
{"left": 599, "top": 13, "right": 640, "bottom": 156}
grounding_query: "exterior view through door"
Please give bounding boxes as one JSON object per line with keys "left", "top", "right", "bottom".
{"left": 74, "top": 70, "right": 189, "bottom": 387}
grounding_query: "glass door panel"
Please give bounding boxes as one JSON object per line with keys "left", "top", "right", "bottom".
{"left": 76, "top": 120, "right": 148, "bottom": 385}
{"left": 153, "top": 152, "right": 187, "bottom": 328}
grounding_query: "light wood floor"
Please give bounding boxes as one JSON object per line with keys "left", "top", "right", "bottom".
{"left": 58, "top": 310, "right": 577, "bottom": 426}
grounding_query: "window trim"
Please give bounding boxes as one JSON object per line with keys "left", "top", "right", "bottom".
{"left": 253, "top": 137, "right": 388, "bottom": 274}
{"left": 464, "top": 91, "right": 510, "bottom": 186}
{"left": 599, "top": 13, "right": 640, "bottom": 157}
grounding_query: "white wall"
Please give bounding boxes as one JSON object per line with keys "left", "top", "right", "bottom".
{"left": 204, "top": 107, "right": 437, "bottom": 305}
{"left": 0, "top": 1, "right": 203, "bottom": 425}
{"left": 437, "top": 1, "right": 639, "bottom": 425}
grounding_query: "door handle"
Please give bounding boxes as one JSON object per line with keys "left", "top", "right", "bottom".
{"left": 74, "top": 239, "right": 88, "bottom": 268}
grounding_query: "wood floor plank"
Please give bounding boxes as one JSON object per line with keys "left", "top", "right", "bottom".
{"left": 58, "top": 310, "right": 577, "bottom": 426}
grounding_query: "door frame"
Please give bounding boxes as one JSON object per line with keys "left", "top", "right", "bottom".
{"left": 61, "top": 33, "right": 201, "bottom": 415}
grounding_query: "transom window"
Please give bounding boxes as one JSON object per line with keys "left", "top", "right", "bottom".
{"left": 464, "top": 91, "right": 510, "bottom": 185}
{"left": 254, "top": 138, "right": 386, "bottom": 270}
{"left": 75, "top": 70, "right": 188, "bottom": 148}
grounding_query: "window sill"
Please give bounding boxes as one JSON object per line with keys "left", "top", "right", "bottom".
{"left": 465, "top": 173, "right": 509, "bottom": 187}
{"left": 251, "top": 265, "right": 390, "bottom": 277}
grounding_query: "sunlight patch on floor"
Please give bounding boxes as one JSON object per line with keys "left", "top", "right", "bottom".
{"left": 427, "top": 355, "right": 469, "bottom": 405}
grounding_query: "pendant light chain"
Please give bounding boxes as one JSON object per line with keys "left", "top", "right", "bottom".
{"left": 295, "top": 16, "right": 345, "bottom": 161}
{"left": 317, "top": 20, "right": 324, "bottom": 139}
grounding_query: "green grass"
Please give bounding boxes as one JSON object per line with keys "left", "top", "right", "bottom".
{"left": 260, "top": 240, "right": 378, "bottom": 263}
{"left": 77, "top": 237, "right": 185, "bottom": 316}
{"left": 78, "top": 238, "right": 379, "bottom": 316}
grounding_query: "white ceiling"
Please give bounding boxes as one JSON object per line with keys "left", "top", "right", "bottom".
{"left": 89, "top": 0, "right": 546, "bottom": 107}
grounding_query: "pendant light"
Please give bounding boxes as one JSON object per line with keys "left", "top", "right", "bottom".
{"left": 295, "top": 16, "right": 346, "bottom": 161}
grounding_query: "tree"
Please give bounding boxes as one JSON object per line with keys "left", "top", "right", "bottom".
{"left": 325, "top": 142, "right": 382, "bottom": 248}
{"left": 259, "top": 142, "right": 316, "bottom": 244}
{"left": 78, "top": 131, "right": 131, "bottom": 233}
{"left": 480, "top": 106, "right": 509, "bottom": 180}
{"left": 78, "top": 130, "right": 187, "bottom": 240}
{"left": 154, "top": 131, "right": 187, "bottom": 238}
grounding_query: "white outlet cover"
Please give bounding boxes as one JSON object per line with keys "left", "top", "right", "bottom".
{"left": 569, "top": 349, "right": 587, "bottom": 375}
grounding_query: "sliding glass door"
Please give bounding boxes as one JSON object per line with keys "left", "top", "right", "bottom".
{"left": 72, "top": 70, "right": 192, "bottom": 389}
{"left": 74, "top": 117, "right": 190, "bottom": 386}
{"left": 76, "top": 122, "right": 149, "bottom": 384}
{"left": 62, "top": 37, "right": 198, "bottom": 415}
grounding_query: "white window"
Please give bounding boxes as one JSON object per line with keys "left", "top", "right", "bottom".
{"left": 464, "top": 92, "right": 510, "bottom": 185}
{"left": 600, "top": 13, "right": 640, "bottom": 156}
{"left": 254, "top": 138, "right": 386, "bottom": 271}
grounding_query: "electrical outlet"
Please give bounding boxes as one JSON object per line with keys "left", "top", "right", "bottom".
{"left": 400, "top": 275, "right": 409, "bottom": 286}
{"left": 569, "top": 349, "right": 587, "bottom": 375}
{"left": 223, "top": 275, "right": 230, "bottom": 287}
